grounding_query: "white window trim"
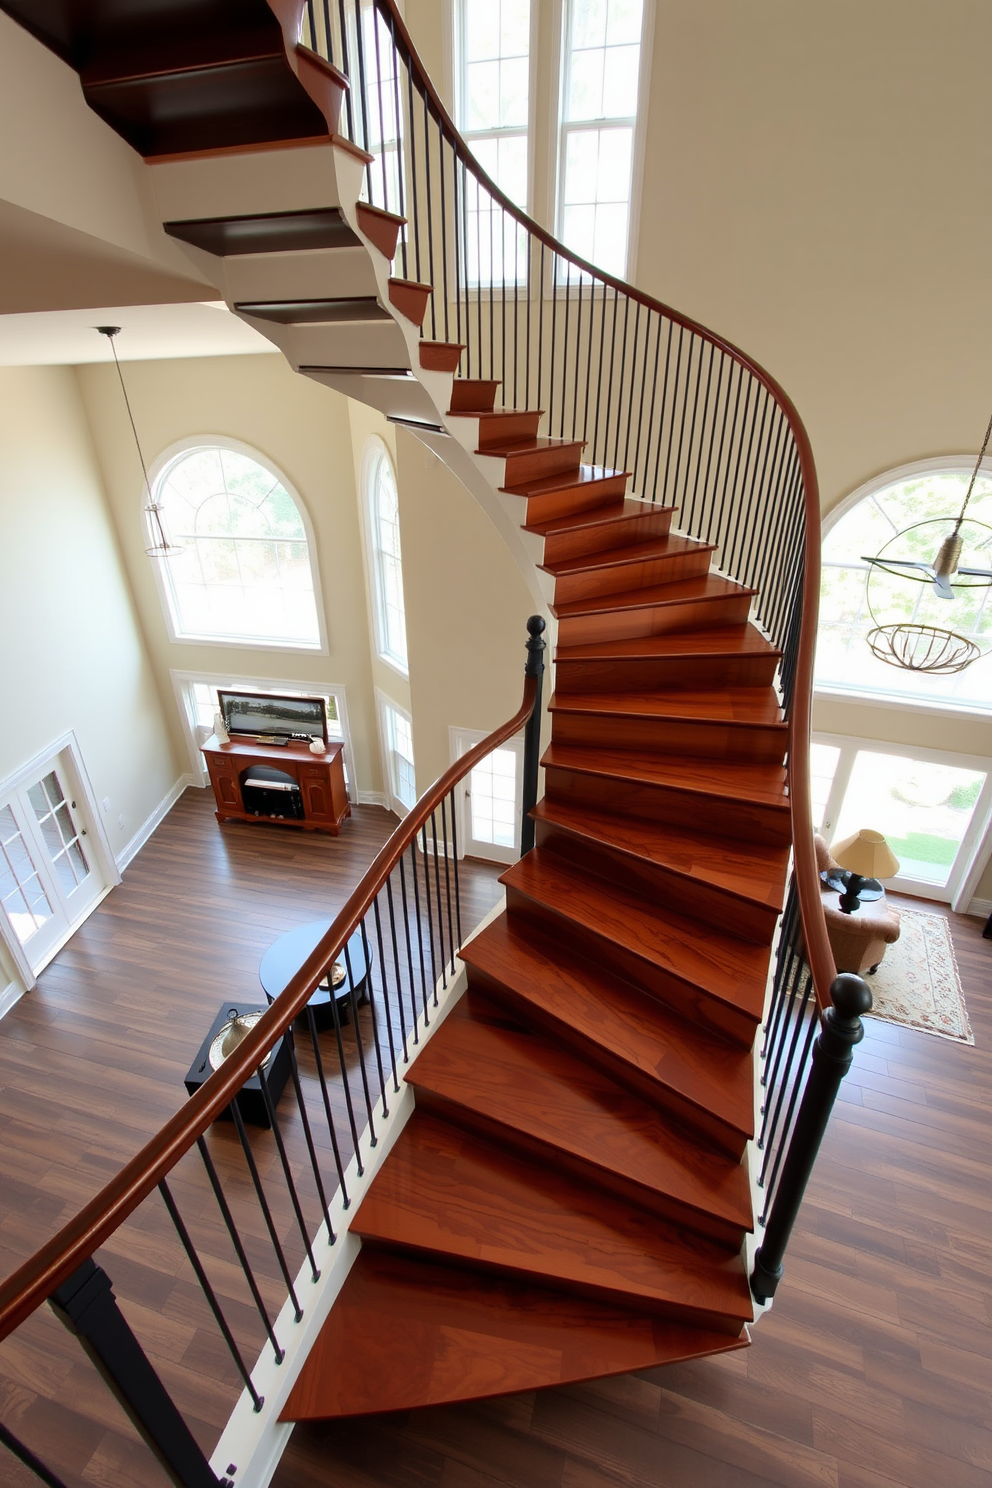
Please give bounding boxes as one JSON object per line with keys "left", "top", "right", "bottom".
{"left": 453, "top": 0, "right": 540, "bottom": 227}
{"left": 376, "top": 689, "right": 416, "bottom": 818}
{"left": 450, "top": 724, "right": 525, "bottom": 864}
{"left": 816, "top": 453, "right": 992, "bottom": 718}
{"left": 548, "top": 0, "right": 655, "bottom": 287}
{"left": 360, "top": 436, "right": 410, "bottom": 678}
{"left": 146, "top": 435, "right": 329, "bottom": 655}
{"left": 813, "top": 729, "right": 992, "bottom": 911}
{"left": 170, "top": 669, "right": 355, "bottom": 799}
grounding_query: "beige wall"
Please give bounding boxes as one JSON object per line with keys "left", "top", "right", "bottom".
{"left": 0, "top": 366, "right": 178, "bottom": 850}
{"left": 395, "top": 429, "right": 536, "bottom": 790}
{"left": 75, "top": 354, "right": 385, "bottom": 798}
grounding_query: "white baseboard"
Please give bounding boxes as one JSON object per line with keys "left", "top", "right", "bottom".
{"left": 0, "top": 980, "right": 23, "bottom": 1022}
{"left": 116, "top": 774, "right": 198, "bottom": 871}
{"left": 357, "top": 790, "right": 389, "bottom": 808}
{"left": 967, "top": 896, "right": 991, "bottom": 918}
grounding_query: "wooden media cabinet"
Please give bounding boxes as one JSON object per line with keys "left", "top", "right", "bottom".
{"left": 201, "top": 734, "right": 350, "bottom": 835}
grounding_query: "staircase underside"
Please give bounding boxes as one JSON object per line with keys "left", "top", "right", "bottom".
{"left": 4, "top": 0, "right": 793, "bottom": 1425}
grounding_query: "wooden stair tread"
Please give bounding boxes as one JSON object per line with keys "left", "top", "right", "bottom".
{"left": 542, "top": 741, "right": 789, "bottom": 809}
{"left": 501, "top": 851, "right": 768, "bottom": 1021}
{"left": 406, "top": 995, "right": 753, "bottom": 1231}
{"left": 524, "top": 498, "right": 675, "bottom": 537}
{"left": 540, "top": 534, "right": 714, "bottom": 577}
{"left": 555, "top": 623, "right": 779, "bottom": 662}
{"left": 549, "top": 687, "right": 786, "bottom": 728}
{"left": 460, "top": 915, "right": 754, "bottom": 1138}
{"left": 355, "top": 1113, "right": 751, "bottom": 1322}
{"left": 482, "top": 435, "right": 585, "bottom": 458}
{"left": 531, "top": 798, "right": 789, "bottom": 910}
{"left": 280, "top": 1249, "right": 749, "bottom": 1420}
{"left": 552, "top": 573, "right": 753, "bottom": 620}
{"left": 502, "top": 462, "right": 623, "bottom": 496}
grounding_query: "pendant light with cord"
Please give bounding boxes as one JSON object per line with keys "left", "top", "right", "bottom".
{"left": 96, "top": 325, "right": 182, "bottom": 559}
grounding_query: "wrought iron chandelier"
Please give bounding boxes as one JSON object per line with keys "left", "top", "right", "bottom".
{"left": 862, "top": 410, "right": 992, "bottom": 673}
{"left": 96, "top": 326, "right": 182, "bottom": 559}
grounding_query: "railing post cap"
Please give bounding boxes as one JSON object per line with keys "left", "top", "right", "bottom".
{"left": 829, "top": 972, "right": 873, "bottom": 1020}
{"left": 526, "top": 614, "right": 547, "bottom": 638}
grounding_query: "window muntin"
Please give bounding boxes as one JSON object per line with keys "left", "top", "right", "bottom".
{"left": 153, "top": 445, "right": 321, "bottom": 649}
{"left": 368, "top": 447, "right": 409, "bottom": 674}
{"left": 557, "top": 0, "right": 644, "bottom": 278}
{"left": 816, "top": 468, "right": 992, "bottom": 711}
{"left": 457, "top": 0, "right": 531, "bottom": 286}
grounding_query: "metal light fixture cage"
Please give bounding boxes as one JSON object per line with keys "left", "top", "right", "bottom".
{"left": 863, "top": 514, "right": 992, "bottom": 675}
{"left": 96, "top": 325, "right": 183, "bottom": 559}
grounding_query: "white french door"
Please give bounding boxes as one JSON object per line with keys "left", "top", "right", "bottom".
{"left": 0, "top": 757, "right": 105, "bottom": 975}
{"left": 452, "top": 728, "right": 525, "bottom": 865}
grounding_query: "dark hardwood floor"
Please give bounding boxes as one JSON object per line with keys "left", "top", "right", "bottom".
{"left": 273, "top": 893, "right": 992, "bottom": 1488}
{"left": 0, "top": 789, "right": 503, "bottom": 1487}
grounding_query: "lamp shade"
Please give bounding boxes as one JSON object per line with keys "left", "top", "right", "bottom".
{"left": 831, "top": 828, "right": 900, "bottom": 880}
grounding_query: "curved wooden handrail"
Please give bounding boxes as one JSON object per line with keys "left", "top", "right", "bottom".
{"left": 0, "top": 676, "right": 538, "bottom": 1343}
{"left": 370, "top": 0, "right": 837, "bottom": 1006}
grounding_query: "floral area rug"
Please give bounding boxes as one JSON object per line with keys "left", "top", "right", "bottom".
{"left": 867, "top": 907, "right": 974, "bottom": 1044}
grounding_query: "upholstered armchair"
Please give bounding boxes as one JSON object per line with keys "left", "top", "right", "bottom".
{"left": 815, "top": 834, "right": 902, "bottom": 976}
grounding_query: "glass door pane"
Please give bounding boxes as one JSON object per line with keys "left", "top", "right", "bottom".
{"left": 0, "top": 804, "right": 55, "bottom": 948}
{"left": 469, "top": 747, "right": 519, "bottom": 850}
{"left": 27, "top": 770, "right": 92, "bottom": 904}
{"left": 832, "top": 751, "right": 988, "bottom": 891}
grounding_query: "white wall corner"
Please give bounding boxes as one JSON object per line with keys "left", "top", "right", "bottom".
{"left": 357, "top": 790, "right": 389, "bottom": 808}
{"left": 117, "top": 773, "right": 199, "bottom": 871}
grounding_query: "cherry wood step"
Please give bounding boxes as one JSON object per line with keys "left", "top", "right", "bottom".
{"left": 420, "top": 341, "right": 465, "bottom": 372}
{"left": 406, "top": 995, "right": 753, "bottom": 1242}
{"left": 552, "top": 574, "right": 754, "bottom": 646}
{"left": 355, "top": 201, "right": 406, "bottom": 259}
{"left": 548, "top": 687, "right": 787, "bottom": 763}
{"left": 460, "top": 914, "right": 754, "bottom": 1155}
{"left": 449, "top": 379, "right": 501, "bottom": 413}
{"left": 525, "top": 498, "right": 676, "bottom": 562}
{"left": 354, "top": 1113, "right": 752, "bottom": 1327}
{"left": 388, "top": 277, "right": 433, "bottom": 326}
{"left": 448, "top": 408, "right": 543, "bottom": 447}
{"left": 487, "top": 437, "right": 586, "bottom": 486}
{"left": 503, "top": 464, "right": 629, "bottom": 524}
{"left": 541, "top": 741, "right": 791, "bottom": 846}
{"left": 280, "top": 1249, "right": 749, "bottom": 1420}
{"left": 531, "top": 798, "right": 788, "bottom": 946}
{"left": 164, "top": 205, "right": 361, "bottom": 256}
{"left": 235, "top": 296, "right": 389, "bottom": 323}
{"left": 553, "top": 624, "right": 781, "bottom": 694}
{"left": 541, "top": 535, "right": 715, "bottom": 603}
{"left": 501, "top": 851, "right": 767, "bottom": 1047}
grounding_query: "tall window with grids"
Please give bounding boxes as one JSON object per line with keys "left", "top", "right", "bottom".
{"left": 382, "top": 701, "right": 417, "bottom": 813}
{"left": 557, "top": 0, "right": 645, "bottom": 278}
{"left": 152, "top": 443, "right": 321, "bottom": 649}
{"left": 367, "top": 445, "right": 409, "bottom": 675}
{"left": 456, "top": 0, "right": 531, "bottom": 285}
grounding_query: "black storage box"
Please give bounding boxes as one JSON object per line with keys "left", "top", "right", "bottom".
{"left": 240, "top": 766, "right": 305, "bottom": 820}
{"left": 184, "top": 1001, "right": 292, "bottom": 1128}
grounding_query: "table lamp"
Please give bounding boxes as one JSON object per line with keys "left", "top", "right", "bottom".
{"left": 831, "top": 829, "right": 900, "bottom": 914}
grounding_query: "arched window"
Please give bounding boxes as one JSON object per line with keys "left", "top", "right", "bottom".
{"left": 816, "top": 460, "right": 992, "bottom": 712}
{"left": 365, "top": 442, "right": 408, "bottom": 674}
{"left": 150, "top": 442, "right": 322, "bottom": 649}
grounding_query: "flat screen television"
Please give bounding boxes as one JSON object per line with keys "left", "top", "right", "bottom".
{"left": 217, "top": 690, "right": 328, "bottom": 744}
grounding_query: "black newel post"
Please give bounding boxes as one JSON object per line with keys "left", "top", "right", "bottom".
{"left": 751, "top": 973, "right": 872, "bottom": 1304}
{"left": 50, "top": 1259, "right": 227, "bottom": 1488}
{"left": 519, "top": 615, "right": 547, "bottom": 856}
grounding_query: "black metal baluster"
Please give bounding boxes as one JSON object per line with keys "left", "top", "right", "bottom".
{"left": 601, "top": 287, "right": 620, "bottom": 472}
{"left": 321, "top": 0, "right": 332, "bottom": 65}
{"left": 759, "top": 969, "right": 814, "bottom": 1166}
{"left": 430, "top": 809, "right": 448, "bottom": 988}
{"left": 761, "top": 1008, "right": 819, "bottom": 1216}
{"left": 230, "top": 1100, "right": 310, "bottom": 1303}
{"left": 536, "top": 243, "right": 546, "bottom": 414}
{"left": 439, "top": 795, "right": 456, "bottom": 974}
{"left": 659, "top": 324, "right": 684, "bottom": 506}
{"left": 712, "top": 359, "right": 744, "bottom": 552}
{"left": 337, "top": 0, "right": 353, "bottom": 136}
{"left": 372, "top": 895, "right": 401, "bottom": 1090}
{"left": 449, "top": 786, "right": 463, "bottom": 949}
{"left": 396, "top": 855, "right": 423, "bottom": 1038}
{"left": 548, "top": 253, "right": 559, "bottom": 441}
{"left": 631, "top": 308, "right": 654, "bottom": 495}
{"left": 622, "top": 302, "right": 641, "bottom": 475}
{"left": 342, "top": 937, "right": 377, "bottom": 1135}
{"left": 475, "top": 175, "right": 483, "bottom": 378}
{"left": 648, "top": 317, "right": 672, "bottom": 502}
{"left": 352, "top": 0, "right": 372, "bottom": 188}
{"left": 359, "top": 916, "right": 389, "bottom": 1113}
{"left": 384, "top": 877, "right": 410, "bottom": 1058}
{"left": 324, "top": 967, "right": 365, "bottom": 1174}
{"left": 488, "top": 189, "right": 495, "bottom": 380}
{"left": 387, "top": 13, "right": 407, "bottom": 277}
{"left": 195, "top": 1136, "right": 286, "bottom": 1361}
{"left": 282, "top": 1026, "right": 334, "bottom": 1235}
{"left": 581, "top": 270, "right": 594, "bottom": 454}
{"left": 422, "top": 94, "right": 436, "bottom": 339}
{"left": 420, "top": 823, "right": 440, "bottom": 1006}
{"left": 159, "top": 1181, "right": 265, "bottom": 1411}
{"left": 525, "top": 232, "right": 532, "bottom": 408}
{"left": 408, "top": 841, "right": 431, "bottom": 1022}
{"left": 438, "top": 120, "right": 450, "bottom": 340}
{"left": 452, "top": 139, "right": 461, "bottom": 347}
{"left": 256, "top": 1066, "right": 322, "bottom": 1275}
{"left": 560, "top": 258, "right": 572, "bottom": 439}
{"left": 611, "top": 294, "right": 631, "bottom": 471}
{"left": 370, "top": 11, "right": 389, "bottom": 209}
{"left": 302, "top": 1005, "right": 351, "bottom": 1200}
{"left": 512, "top": 221, "right": 520, "bottom": 408}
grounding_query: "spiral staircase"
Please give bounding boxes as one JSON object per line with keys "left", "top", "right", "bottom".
{"left": 0, "top": 0, "right": 818, "bottom": 1432}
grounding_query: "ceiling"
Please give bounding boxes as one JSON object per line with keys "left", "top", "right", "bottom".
{"left": 0, "top": 301, "right": 276, "bottom": 366}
